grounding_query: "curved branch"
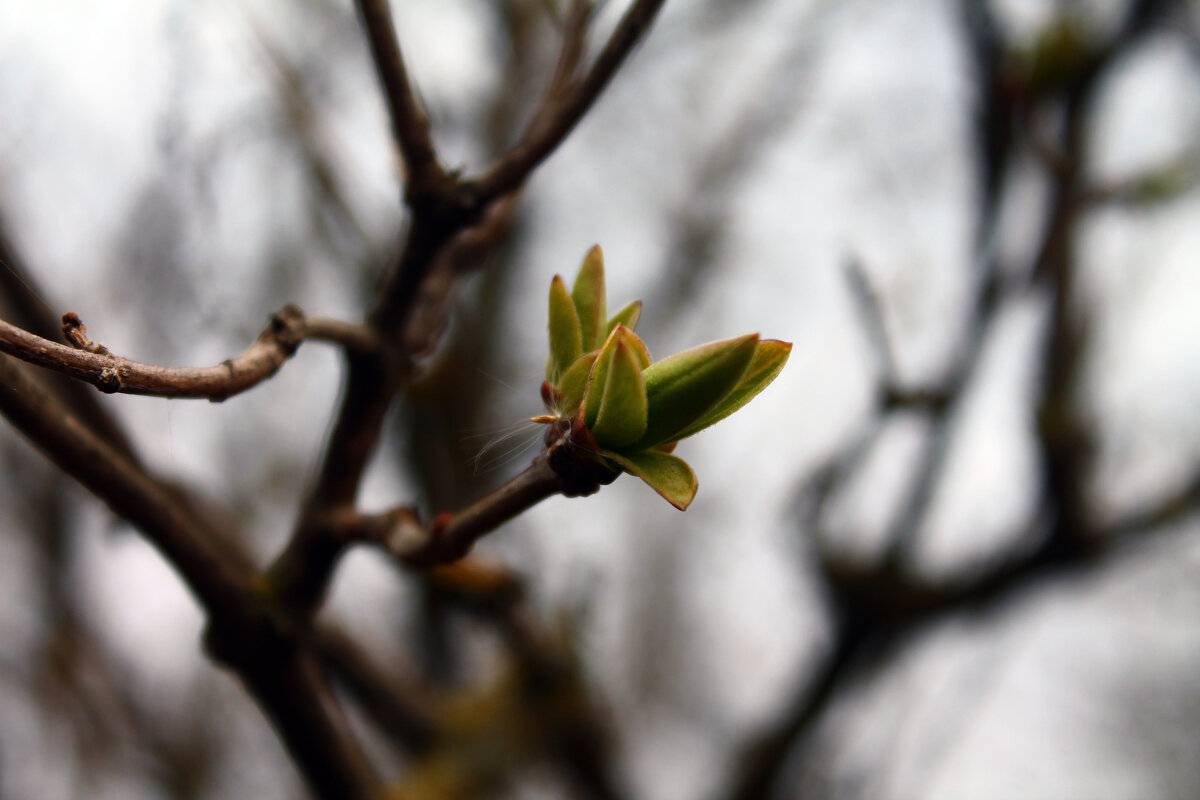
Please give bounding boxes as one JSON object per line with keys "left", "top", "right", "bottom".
{"left": 313, "top": 626, "right": 441, "bottom": 755}
{"left": 0, "top": 306, "right": 379, "bottom": 402}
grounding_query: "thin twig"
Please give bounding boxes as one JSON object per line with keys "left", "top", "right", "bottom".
{"left": 0, "top": 306, "right": 379, "bottom": 401}
{"left": 269, "top": 450, "right": 567, "bottom": 616}
{"left": 364, "top": 455, "right": 571, "bottom": 568}
{"left": 531, "top": 0, "right": 593, "bottom": 132}
{"left": 386, "top": 452, "right": 568, "bottom": 566}
{"left": 0, "top": 223, "right": 140, "bottom": 460}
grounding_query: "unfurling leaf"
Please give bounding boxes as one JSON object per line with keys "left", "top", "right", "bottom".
{"left": 606, "top": 300, "right": 643, "bottom": 336}
{"left": 581, "top": 328, "right": 617, "bottom": 429}
{"left": 547, "top": 275, "right": 582, "bottom": 382}
{"left": 557, "top": 352, "right": 597, "bottom": 415}
{"left": 670, "top": 339, "right": 792, "bottom": 442}
{"left": 572, "top": 245, "right": 608, "bottom": 352}
{"left": 590, "top": 337, "right": 648, "bottom": 448}
{"left": 601, "top": 449, "right": 698, "bottom": 510}
{"left": 638, "top": 333, "right": 758, "bottom": 448}
{"left": 539, "top": 245, "right": 790, "bottom": 510}
{"left": 582, "top": 324, "right": 650, "bottom": 429}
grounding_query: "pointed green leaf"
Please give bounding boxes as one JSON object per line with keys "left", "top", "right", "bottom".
{"left": 557, "top": 352, "right": 598, "bottom": 416}
{"left": 590, "top": 338, "right": 648, "bottom": 448}
{"left": 636, "top": 333, "right": 759, "bottom": 448}
{"left": 579, "top": 328, "right": 619, "bottom": 424}
{"left": 582, "top": 326, "right": 618, "bottom": 428}
{"left": 619, "top": 324, "right": 652, "bottom": 369}
{"left": 606, "top": 300, "right": 643, "bottom": 335}
{"left": 547, "top": 275, "right": 583, "bottom": 382}
{"left": 602, "top": 449, "right": 698, "bottom": 510}
{"left": 572, "top": 245, "right": 608, "bottom": 352}
{"left": 670, "top": 340, "right": 792, "bottom": 441}
{"left": 582, "top": 324, "right": 649, "bottom": 428}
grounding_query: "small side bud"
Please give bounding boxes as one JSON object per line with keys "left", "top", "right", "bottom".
{"left": 96, "top": 367, "right": 122, "bottom": 394}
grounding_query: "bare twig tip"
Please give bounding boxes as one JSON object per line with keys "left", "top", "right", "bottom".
{"left": 61, "top": 311, "right": 110, "bottom": 355}
{"left": 62, "top": 311, "right": 88, "bottom": 347}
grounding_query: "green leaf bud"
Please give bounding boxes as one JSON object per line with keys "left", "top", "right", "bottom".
{"left": 538, "top": 246, "right": 791, "bottom": 511}
{"left": 589, "top": 336, "right": 648, "bottom": 448}
{"left": 581, "top": 325, "right": 620, "bottom": 429}
{"left": 669, "top": 339, "right": 792, "bottom": 442}
{"left": 572, "top": 245, "right": 608, "bottom": 352}
{"left": 637, "top": 333, "right": 759, "bottom": 448}
{"left": 547, "top": 275, "right": 583, "bottom": 382}
{"left": 556, "top": 351, "right": 597, "bottom": 416}
{"left": 606, "top": 300, "right": 643, "bottom": 336}
{"left": 601, "top": 448, "right": 698, "bottom": 510}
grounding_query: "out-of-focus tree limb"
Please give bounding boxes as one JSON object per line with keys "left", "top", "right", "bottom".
{"left": 0, "top": 353, "right": 253, "bottom": 610}
{"left": 723, "top": 2, "right": 1179, "bottom": 798}
{"left": 646, "top": 0, "right": 834, "bottom": 327}
{"left": 354, "top": 0, "right": 448, "bottom": 197}
{"left": 464, "top": 0, "right": 669, "bottom": 207}
{"left": 414, "top": 559, "right": 627, "bottom": 800}
{"left": 313, "top": 626, "right": 442, "bottom": 755}
{"left": 0, "top": 354, "right": 382, "bottom": 799}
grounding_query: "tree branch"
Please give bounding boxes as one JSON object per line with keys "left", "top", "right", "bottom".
{"left": 271, "top": 451, "right": 569, "bottom": 618}
{"left": 278, "top": 0, "right": 669, "bottom": 655}
{"left": 206, "top": 624, "right": 381, "bottom": 800}
{"left": 0, "top": 306, "right": 379, "bottom": 401}
{"left": 0, "top": 353, "right": 383, "bottom": 798}
{"left": 353, "top": 0, "right": 447, "bottom": 195}
{"left": 0, "top": 353, "right": 253, "bottom": 614}
{"left": 843, "top": 258, "right": 899, "bottom": 388}
{"left": 0, "top": 222, "right": 140, "bottom": 460}
{"left": 313, "top": 625, "right": 441, "bottom": 755}
{"left": 377, "top": 451, "right": 569, "bottom": 567}
{"left": 464, "top": 0, "right": 669, "bottom": 205}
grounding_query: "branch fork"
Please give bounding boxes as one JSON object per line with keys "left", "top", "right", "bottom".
{"left": 0, "top": 4, "right": 676, "bottom": 798}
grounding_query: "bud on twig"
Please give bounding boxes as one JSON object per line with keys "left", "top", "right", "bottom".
{"left": 535, "top": 245, "right": 791, "bottom": 509}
